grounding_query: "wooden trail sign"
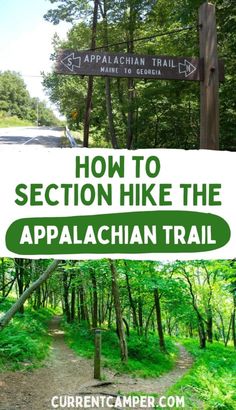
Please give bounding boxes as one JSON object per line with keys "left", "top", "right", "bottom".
{"left": 56, "top": 50, "right": 204, "bottom": 81}
{"left": 56, "top": 50, "right": 224, "bottom": 82}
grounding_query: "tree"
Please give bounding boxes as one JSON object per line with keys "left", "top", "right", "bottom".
{"left": 0, "top": 71, "right": 61, "bottom": 126}
{"left": 110, "top": 259, "right": 128, "bottom": 362}
{"left": 44, "top": 0, "right": 99, "bottom": 147}
{"left": 31, "top": 98, "right": 61, "bottom": 126}
{"left": 0, "top": 71, "right": 32, "bottom": 119}
{"left": 154, "top": 287, "right": 166, "bottom": 352}
{"left": 0, "top": 260, "right": 60, "bottom": 331}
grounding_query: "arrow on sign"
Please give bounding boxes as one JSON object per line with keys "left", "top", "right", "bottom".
{"left": 61, "top": 53, "right": 81, "bottom": 72}
{"left": 178, "top": 60, "right": 197, "bottom": 77}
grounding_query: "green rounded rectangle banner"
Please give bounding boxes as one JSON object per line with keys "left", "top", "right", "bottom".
{"left": 5, "top": 211, "right": 230, "bottom": 255}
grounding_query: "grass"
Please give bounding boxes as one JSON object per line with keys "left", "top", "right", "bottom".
{"left": 0, "top": 302, "right": 54, "bottom": 371}
{"left": 63, "top": 322, "right": 178, "bottom": 378}
{"left": 0, "top": 113, "right": 34, "bottom": 128}
{"left": 167, "top": 338, "right": 236, "bottom": 410}
{"left": 61, "top": 135, "right": 71, "bottom": 147}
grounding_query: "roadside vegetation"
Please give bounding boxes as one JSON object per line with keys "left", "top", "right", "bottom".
{"left": 0, "top": 112, "right": 34, "bottom": 128}
{"left": 0, "top": 71, "right": 61, "bottom": 127}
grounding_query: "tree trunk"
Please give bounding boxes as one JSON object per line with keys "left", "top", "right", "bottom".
{"left": 166, "top": 317, "right": 172, "bottom": 336}
{"left": 189, "top": 322, "right": 193, "bottom": 338}
{"left": 197, "top": 312, "right": 207, "bottom": 349}
{"left": 225, "top": 314, "right": 233, "bottom": 347}
{"left": 15, "top": 258, "right": 25, "bottom": 314}
{"left": 105, "top": 78, "right": 119, "bottom": 148}
{"left": 107, "top": 294, "right": 113, "bottom": 329}
{"left": 63, "top": 272, "right": 71, "bottom": 323}
{"left": 79, "top": 284, "right": 86, "bottom": 321}
{"left": 0, "top": 278, "right": 16, "bottom": 301}
{"left": 77, "top": 287, "right": 82, "bottom": 322}
{"left": 91, "top": 269, "right": 98, "bottom": 329}
{"left": 232, "top": 294, "right": 236, "bottom": 348}
{"left": 101, "top": 289, "right": 106, "bottom": 323}
{"left": 0, "top": 260, "right": 59, "bottom": 331}
{"left": 83, "top": 0, "right": 99, "bottom": 147}
{"left": 101, "top": 0, "right": 119, "bottom": 149}
{"left": 1, "top": 258, "right": 5, "bottom": 298}
{"left": 70, "top": 274, "right": 76, "bottom": 322}
{"left": 127, "top": 78, "right": 135, "bottom": 149}
{"left": 41, "top": 283, "right": 48, "bottom": 308}
{"left": 145, "top": 304, "right": 155, "bottom": 338}
{"left": 126, "top": 12, "right": 135, "bottom": 149}
{"left": 98, "top": 290, "right": 102, "bottom": 326}
{"left": 183, "top": 270, "right": 207, "bottom": 349}
{"left": 35, "top": 286, "right": 41, "bottom": 309}
{"left": 216, "top": 309, "right": 225, "bottom": 343}
{"left": 206, "top": 306, "right": 213, "bottom": 343}
{"left": 122, "top": 317, "right": 130, "bottom": 337}
{"left": 154, "top": 288, "right": 166, "bottom": 352}
{"left": 109, "top": 259, "right": 128, "bottom": 362}
{"left": 125, "top": 271, "right": 139, "bottom": 331}
{"left": 138, "top": 295, "right": 143, "bottom": 336}
{"left": 116, "top": 78, "right": 127, "bottom": 126}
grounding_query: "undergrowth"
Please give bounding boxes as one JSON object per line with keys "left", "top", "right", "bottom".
{"left": 167, "top": 339, "right": 236, "bottom": 410}
{"left": 0, "top": 303, "right": 54, "bottom": 371}
{"left": 63, "top": 321, "right": 178, "bottom": 378}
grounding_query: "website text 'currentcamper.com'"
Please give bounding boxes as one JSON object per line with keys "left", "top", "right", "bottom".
{"left": 51, "top": 394, "right": 185, "bottom": 408}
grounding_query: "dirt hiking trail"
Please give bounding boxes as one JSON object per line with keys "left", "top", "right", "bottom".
{"left": 0, "top": 317, "right": 193, "bottom": 410}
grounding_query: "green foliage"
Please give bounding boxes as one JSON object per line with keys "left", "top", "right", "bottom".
{"left": 0, "top": 297, "right": 16, "bottom": 312}
{"left": 168, "top": 339, "right": 236, "bottom": 410}
{"left": 0, "top": 256, "right": 235, "bottom": 410}
{"left": 44, "top": 0, "right": 92, "bottom": 25}
{"left": 63, "top": 321, "right": 177, "bottom": 378}
{"left": 0, "top": 71, "right": 32, "bottom": 120}
{"left": 30, "top": 98, "right": 62, "bottom": 127}
{"left": 0, "top": 112, "right": 34, "bottom": 127}
{"left": 0, "top": 71, "right": 61, "bottom": 127}
{"left": 0, "top": 308, "right": 53, "bottom": 371}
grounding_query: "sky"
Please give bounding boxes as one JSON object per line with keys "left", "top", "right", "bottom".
{"left": 0, "top": 0, "right": 71, "bottom": 116}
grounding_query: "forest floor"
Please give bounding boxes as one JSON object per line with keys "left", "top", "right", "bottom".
{"left": 0, "top": 317, "right": 193, "bottom": 410}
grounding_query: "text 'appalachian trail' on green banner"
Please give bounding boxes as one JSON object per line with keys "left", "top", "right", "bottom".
{"left": 0, "top": 148, "right": 234, "bottom": 260}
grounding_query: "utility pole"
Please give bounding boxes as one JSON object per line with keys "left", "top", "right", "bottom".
{"left": 37, "top": 101, "right": 39, "bottom": 127}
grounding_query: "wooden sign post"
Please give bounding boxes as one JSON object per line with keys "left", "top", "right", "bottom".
{"left": 199, "top": 2, "right": 220, "bottom": 150}
{"left": 94, "top": 328, "right": 101, "bottom": 380}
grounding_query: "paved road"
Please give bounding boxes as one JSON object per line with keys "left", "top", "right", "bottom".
{"left": 0, "top": 126, "right": 64, "bottom": 148}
